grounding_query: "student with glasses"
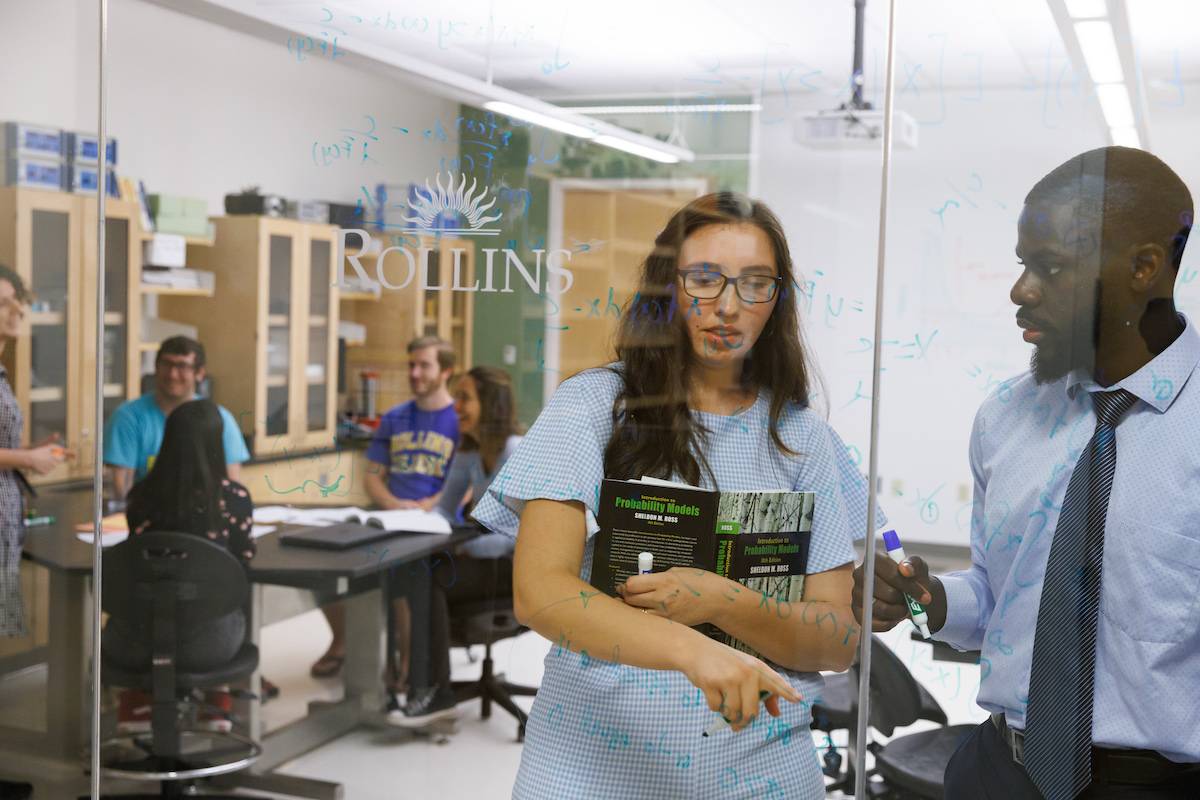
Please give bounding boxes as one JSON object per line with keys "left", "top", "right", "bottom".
{"left": 102, "top": 336, "right": 250, "bottom": 500}
{"left": 473, "top": 193, "right": 874, "bottom": 799}
{"left": 0, "top": 264, "right": 71, "bottom": 800}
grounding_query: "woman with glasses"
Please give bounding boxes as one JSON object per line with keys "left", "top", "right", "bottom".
{"left": 473, "top": 193, "right": 873, "bottom": 798}
{"left": 0, "top": 264, "right": 69, "bottom": 800}
{"left": 0, "top": 264, "right": 70, "bottom": 638}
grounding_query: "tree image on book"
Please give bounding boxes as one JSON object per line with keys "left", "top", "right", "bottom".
{"left": 712, "top": 490, "right": 814, "bottom": 656}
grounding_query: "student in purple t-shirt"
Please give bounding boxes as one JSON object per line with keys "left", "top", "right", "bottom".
{"left": 363, "top": 339, "right": 459, "bottom": 509}
{"left": 310, "top": 337, "right": 460, "bottom": 681}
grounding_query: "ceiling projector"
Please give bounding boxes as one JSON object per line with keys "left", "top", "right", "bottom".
{"left": 794, "top": 107, "right": 919, "bottom": 150}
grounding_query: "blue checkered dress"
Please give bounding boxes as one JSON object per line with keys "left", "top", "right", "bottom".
{"left": 473, "top": 366, "right": 874, "bottom": 799}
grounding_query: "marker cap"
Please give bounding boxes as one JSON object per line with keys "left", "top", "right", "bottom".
{"left": 638, "top": 552, "right": 654, "bottom": 573}
{"left": 881, "top": 529, "right": 901, "bottom": 552}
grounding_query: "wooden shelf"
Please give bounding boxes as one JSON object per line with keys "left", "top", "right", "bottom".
{"left": 265, "top": 373, "right": 287, "bottom": 388}
{"left": 267, "top": 314, "right": 288, "bottom": 327}
{"left": 103, "top": 383, "right": 123, "bottom": 398}
{"left": 137, "top": 341, "right": 160, "bottom": 353}
{"left": 343, "top": 336, "right": 366, "bottom": 347}
{"left": 339, "top": 290, "right": 380, "bottom": 302}
{"left": 29, "top": 386, "right": 64, "bottom": 403}
{"left": 29, "top": 311, "right": 65, "bottom": 326}
{"left": 309, "top": 315, "right": 327, "bottom": 326}
{"left": 103, "top": 311, "right": 124, "bottom": 325}
{"left": 140, "top": 284, "right": 214, "bottom": 297}
{"left": 140, "top": 230, "right": 215, "bottom": 247}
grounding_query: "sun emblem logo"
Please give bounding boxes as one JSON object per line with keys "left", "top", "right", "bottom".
{"left": 404, "top": 172, "right": 502, "bottom": 235}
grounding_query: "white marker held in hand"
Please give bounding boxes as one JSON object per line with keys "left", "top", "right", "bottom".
{"left": 638, "top": 551, "right": 653, "bottom": 574}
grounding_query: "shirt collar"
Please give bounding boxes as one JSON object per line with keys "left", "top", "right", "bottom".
{"left": 1066, "top": 313, "right": 1200, "bottom": 413}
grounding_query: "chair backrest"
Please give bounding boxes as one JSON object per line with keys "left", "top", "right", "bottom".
{"left": 102, "top": 530, "right": 248, "bottom": 627}
{"left": 848, "top": 634, "right": 926, "bottom": 737}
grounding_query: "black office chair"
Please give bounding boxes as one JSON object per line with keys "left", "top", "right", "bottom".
{"left": 448, "top": 558, "right": 538, "bottom": 743}
{"left": 93, "top": 531, "right": 261, "bottom": 799}
{"left": 841, "top": 635, "right": 975, "bottom": 799}
{"left": 812, "top": 664, "right": 949, "bottom": 784}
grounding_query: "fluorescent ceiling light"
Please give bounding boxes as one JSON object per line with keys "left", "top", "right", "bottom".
{"left": 574, "top": 103, "right": 763, "bottom": 115}
{"left": 483, "top": 101, "right": 596, "bottom": 140}
{"left": 1065, "top": 0, "right": 1108, "bottom": 18}
{"left": 1095, "top": 83, "right": 1135, "bottom": 128}
{"left": 593, "top": 134, "right": 682, "bottom": 163}
{"left": 1074, "top": 20, "right": 1124, "bottom": 84}
{"left": 1109, "top": 126, "right": 1140, "bottom": 148}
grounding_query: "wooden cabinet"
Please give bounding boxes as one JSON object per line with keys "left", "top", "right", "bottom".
{"left": 160, "top": 216, "right": 339, "bottom": 456}
{"left": 341, "top": 237, "right": 474, "bottom": 414}
{"left": 0, "top": 187, "right": 141, "bottom": 482}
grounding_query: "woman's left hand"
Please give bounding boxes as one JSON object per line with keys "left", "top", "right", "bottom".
{"left": 617, "top": 567, "right": 725, "bottom": 627}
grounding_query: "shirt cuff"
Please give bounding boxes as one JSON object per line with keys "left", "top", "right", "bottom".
{"left": 933, "top": 574, "right": 982, "bottom": 648}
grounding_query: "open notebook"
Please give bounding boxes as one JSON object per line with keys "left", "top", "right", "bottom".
{"left": 253, "top": 505, "right": 451, "bottom": 535}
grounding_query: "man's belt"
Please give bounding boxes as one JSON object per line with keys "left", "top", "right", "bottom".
{"left": 990, "top": 713, "right": 1199, "bottom": 787}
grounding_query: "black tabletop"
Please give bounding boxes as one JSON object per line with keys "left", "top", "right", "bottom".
{"left": 21, "top": 486, "right": 482, "bottom": 591}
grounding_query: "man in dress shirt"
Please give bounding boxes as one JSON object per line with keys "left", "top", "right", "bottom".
{"left": 854, "top": 147, "right": 1200, "bottom": 798}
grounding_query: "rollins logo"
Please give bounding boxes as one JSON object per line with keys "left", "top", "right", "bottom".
{"left": 336, "top": 229, "right": 575, "bottom": 295}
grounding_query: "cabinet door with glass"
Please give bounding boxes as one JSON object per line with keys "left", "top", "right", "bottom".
{"left": 299, "top": 224, "right": 338, "bottom": 449}
{"left": 80, "top": 197, "right": 141, "bottom": 475}
{"left": 261, "top": 219, "right": 296, "bottom": 453}
{"left": 0, "top": 189, "right": 81, "bottom": 484}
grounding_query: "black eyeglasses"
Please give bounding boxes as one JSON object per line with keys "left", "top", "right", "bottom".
{"left": 677, "top": 269, "right": 781, "bottom": 304}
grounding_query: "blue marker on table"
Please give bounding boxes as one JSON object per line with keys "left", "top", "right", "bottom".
{"left": 881, "top": 530, "right": 932, "bottom": 639}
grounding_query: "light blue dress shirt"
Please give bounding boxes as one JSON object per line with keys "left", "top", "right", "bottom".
{"left": 936, "top": 315, "right": 1200, "bottom": 763}
{"left": 473, "top": 365, "right": 875, "bottom": 799}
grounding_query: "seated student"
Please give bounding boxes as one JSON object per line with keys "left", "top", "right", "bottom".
{"left": 386, "top": 365, "right": 522, "bottom": 726}
{"left": 103, "top": 400, "right": 255, "bottom": 733}
{"left": 103, "top": 336, "right": 250, "bottom": 499}
{"left": 473, "top": 193, "right": 872, "bottom": 799}
{"left": 310, "top": 336, "right": 460, "bottom": 681}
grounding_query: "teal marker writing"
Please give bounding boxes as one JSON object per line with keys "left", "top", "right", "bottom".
{"left": 881, "top": 530, "right": 931, "bottom": 638}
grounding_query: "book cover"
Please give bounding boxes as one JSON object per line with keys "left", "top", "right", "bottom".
{"left": 592, "top": 479, "right": 814, "bottom": 661}
{"left": 591, "top": 478, "right": 719, "bottom": 595}
{"left": 707, "top": 490, "right": 814, "bottom": 656}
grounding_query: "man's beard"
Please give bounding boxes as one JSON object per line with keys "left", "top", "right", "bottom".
{"left": 1030, "top": 344, "right": 1072, "bottom": 384}
{"left": 1030, "top": 329, "right": 1095, "bottom": 384}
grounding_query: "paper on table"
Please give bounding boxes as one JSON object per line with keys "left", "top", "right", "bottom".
{"left": 345, "top": 508, "right": 451, "bottom": 534}
{"left": 76, "top": 531, "right": 129, "bottom": 547}
{"left": 250, "top": 524, "right": 275, "bottom": 538}
{"left": 251, "top": 506, "right": 364, "bottom": 525}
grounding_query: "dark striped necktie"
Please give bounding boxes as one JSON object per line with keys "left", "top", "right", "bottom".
{"left": 1024, "top": 389, "right": 1139, "bottom": 800}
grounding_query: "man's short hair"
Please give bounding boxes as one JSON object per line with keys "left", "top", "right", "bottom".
{"left": 156, "top": 336, "right": 206, "bottom": 370}
{"left": 407, "top": 335, "right": 455, "bottom": 372}
{"left": 1027, "top": 146, "right": 1193, "bottom": 271}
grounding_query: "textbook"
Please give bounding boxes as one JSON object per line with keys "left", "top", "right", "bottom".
{"left": 592, "top": 477, "right": 814, "bottom": 657}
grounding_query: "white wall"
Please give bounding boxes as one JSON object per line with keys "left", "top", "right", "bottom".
{"left": 0, "top": 0, "right": 459, "bottom": 215}
{"left": 759, "top": 80, "right": 1200, "bottom": 546}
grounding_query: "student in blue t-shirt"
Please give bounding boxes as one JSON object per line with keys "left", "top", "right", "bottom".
{"left": 310, "top": 336, "right": 460, "bottom": 681}
{"left": 103, "top": 337, "right": 250, "bottom": 499}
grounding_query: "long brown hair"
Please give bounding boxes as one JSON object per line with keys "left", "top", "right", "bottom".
{"left": 458, "top": 365, "right": 518, "bottom": 473}
{"left": 602, "top": 192, "right": 815, "bottom": 486}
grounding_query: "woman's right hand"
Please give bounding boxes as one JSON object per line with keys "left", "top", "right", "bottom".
{"left": 680, "top": 636, "right": 802, "bottom": 732}
{"left": 26, "top": 443, "right": 67, "bottom": 475}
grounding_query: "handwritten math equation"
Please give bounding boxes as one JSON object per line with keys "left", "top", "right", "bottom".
{"left": 284, "top": 3, "right": 537, "bottom": 60}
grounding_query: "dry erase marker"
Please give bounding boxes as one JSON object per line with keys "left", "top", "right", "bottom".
{"left": 881, "top": 530, "right": 932, "bottom": 638}
{"left": 702, "top": 690, "right": 771, "bottom": 737}
{"left": 638, "top": 552, "right": 654, "bottom": 574}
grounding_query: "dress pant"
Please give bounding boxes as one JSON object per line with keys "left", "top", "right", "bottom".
{"left": 944, "top": 720, "right": 1200, "bottom": 800}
